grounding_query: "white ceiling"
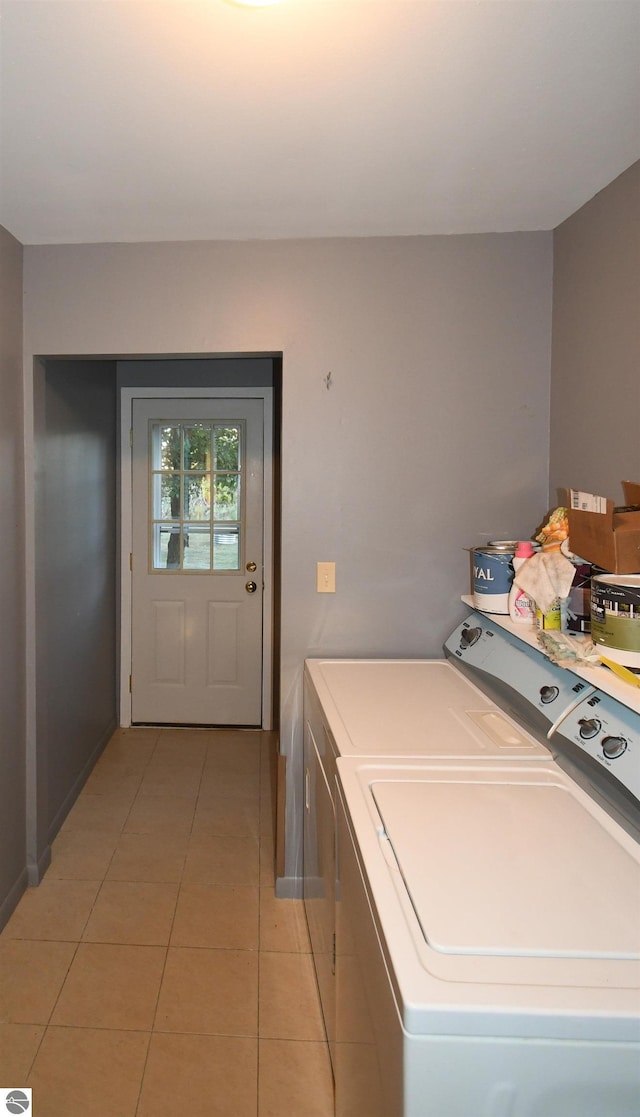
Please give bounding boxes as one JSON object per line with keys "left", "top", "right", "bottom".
{"left": 1, "top": 0, "right": 638, "bottom": 245}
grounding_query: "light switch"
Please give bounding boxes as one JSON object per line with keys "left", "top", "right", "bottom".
{"left": 317, "top": 562, "right": 336, "bottom": 593}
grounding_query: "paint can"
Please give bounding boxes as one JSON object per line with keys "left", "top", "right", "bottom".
{"left": 591, "top": 574, "right": 640, "bottom": 672}
{"left": 472, "top": 543, "right": 516, "bottom": 614}
{"left": 564, "top": 559, "right": 593, "bottom": 634}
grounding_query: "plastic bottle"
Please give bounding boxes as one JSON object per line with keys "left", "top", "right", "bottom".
{"left": 536, "top": 599, "right": 562, "bottom": 630}
{"left": 508, "top": 541, "right": 536, "bottom": 624}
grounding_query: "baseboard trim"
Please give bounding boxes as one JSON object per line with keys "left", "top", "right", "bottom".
{"left": 276, "top": 751, "right": 286, "bottom": 880}
{"left": 27, "top": 843, "right": 51, "bottom": 887}
{"left": 46, "top": 717, "right": 117, "bottom": 846}
{"left": 275, "top": 875, "right": 303, "bottom": 900}
{"left": 0, "top": 866, "right": 30, "bottom": 932}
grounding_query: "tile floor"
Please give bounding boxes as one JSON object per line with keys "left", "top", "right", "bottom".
{"left": 0, "top": 728, "right": 335, "bottom": 1117}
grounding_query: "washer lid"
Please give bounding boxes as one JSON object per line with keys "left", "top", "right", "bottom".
{"left": 372, "top": 775, "right": 640, "bottom": 960}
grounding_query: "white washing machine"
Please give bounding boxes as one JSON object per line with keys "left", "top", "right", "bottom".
{"left": 328, "top": 620, "right": 640, "bottom": 1116}
{"left": 303, "top": 618, "right": 598, "bottom": 1073}
{"left": 335, "top": 750, "right": 640, "bottom": 1116}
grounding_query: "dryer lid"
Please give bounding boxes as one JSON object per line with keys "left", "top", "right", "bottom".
{"left": 308, "top": 659, "right": 548, "bottom": 757}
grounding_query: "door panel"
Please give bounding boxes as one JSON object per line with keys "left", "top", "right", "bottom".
{"left": 208, "top": 601, "right": 241, "bottom": 684}
{"left": 153, "top": 600, "right": 185, "bottom": 683}
{"left": 131, "top": 397, "right": 264, "bottom": 725}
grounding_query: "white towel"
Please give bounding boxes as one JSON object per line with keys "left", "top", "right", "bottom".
{"left": 513, "top": 549, "right": 575, "bottom": 615}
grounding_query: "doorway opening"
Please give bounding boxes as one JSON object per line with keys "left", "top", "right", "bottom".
{"left": 32, "top": 353, "right": 281, "bottom": 865}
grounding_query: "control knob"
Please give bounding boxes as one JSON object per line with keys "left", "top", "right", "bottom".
{"left": 540, "top": 685, "right": 559, "bottom": 704}
{"left": 601, "top": 735, "right": 627, "bottom": 760}
{"left": 460, "top": 627, "right": 482, "bottom": 649}
{"left": 578, "top": 717, "right": 601, "bottom": 739}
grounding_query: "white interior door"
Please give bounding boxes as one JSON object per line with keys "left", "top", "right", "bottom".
{"left": 130, "top": 398, "right": 264, "bottom": 725}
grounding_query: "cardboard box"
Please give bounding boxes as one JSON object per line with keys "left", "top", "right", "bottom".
{"left": 567, "top": 481, "right": 640, "bottom": 574}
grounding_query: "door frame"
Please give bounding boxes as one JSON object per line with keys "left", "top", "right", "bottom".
{"left": 119, "top": 386, "right": 274, "bottom": 729}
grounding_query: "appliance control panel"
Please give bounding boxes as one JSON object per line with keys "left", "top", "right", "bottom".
{"left": 445, "top": 617, "right": 595, "bottom": 728}
{"left": 554, "top": 690, "right": 640, "bottom": 802}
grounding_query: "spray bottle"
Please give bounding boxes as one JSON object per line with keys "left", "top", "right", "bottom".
{"left": 508, "top": 541, "right": 536, "bottom": 624}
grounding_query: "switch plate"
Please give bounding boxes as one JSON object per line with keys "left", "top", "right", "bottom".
{"left": 317, "top": 562, "right": 336, "bottom": 593}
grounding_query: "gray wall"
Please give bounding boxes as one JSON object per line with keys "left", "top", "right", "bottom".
{"left": 550, "top": 161, "right": 640, "bottom": 503}
{"left": 34, "top": 361, "right": 118, "bottom": 864}
{"left": 0, "top": 225, "right": 27, "bottom": 924}
{"left": 23, "top": 232, "right": 553, "bottom": 892}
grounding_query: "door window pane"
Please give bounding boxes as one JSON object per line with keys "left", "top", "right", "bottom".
{"left": 184, "top": 475, "right": 211, "bottom": 521}
{"left": 214, "top": 475, "right": 240, "bottom": 521}
{"left": 159, "top": 426, "right": 181, "bottom": 471}
{"left": 153, "top": 524, "right": 182, "bottom": 569}
{"left": 214, "top": 426, "right": 240, "bottom": 471}
{"left": 214, "top": 525, "right": 240, "bottom": 570}
{"left": 149, "top": 420, "right": 243, "bottom": 572}
{"left": 156, "top": 474, "right": 181, "bottom": 521}
{"left": 184, "top": 425, "right": 212, "bottom": 471}
{"left": 183, "top": 525, "right": 212, "bottom": 570}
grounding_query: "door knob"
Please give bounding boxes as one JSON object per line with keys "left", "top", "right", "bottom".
{"left": 246, "top": 561, "right": 257, "bottom": 572}
{"left": 245, "top": 581, "right": 257, "bottom": 594}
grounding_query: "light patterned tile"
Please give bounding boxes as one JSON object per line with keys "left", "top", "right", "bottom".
{"left": 206, "top": 727, "right": 262, "bottom": 749}
{"left": 204, "top": 736, "right": 261, "bottom": 776}
{"left": 106, "top": 831, "right": 188, "bottom": 883}
{"left": 1, "top": 729, "right": 336, "bottom": 1117}
{"left": 51, "top": 943, "right": 165, "bottom": 1031}
{"left": 152, "top": 732, "right": 208, "bottom": 767}
{"left": 138, "top": 1033, "right": 257, "bottom": 1117}
{"left": 191, "top": 797, "right": 260, "bottom": 839}
{"left": 259, "top": 734, "right": 277, "bottom": 819}
{"left": 198, "top": 774, "right": 260, "bottom": 803}
{"left": 0, "top": 1023, "right": 44, "bottom": 1080}
{"left": 171, "top": 884, "right": 258, "bottom": 950}
{"left": 183, "top": 835, "right": 259, "bottom": 887}
{"left": 258, "top": 952, "right": 326, "bottom": 1041}
{"left": 260, "top": 836, "right": 276, "bottom": 887}
{"left": 28, "top": 1026, "right": 149, "bottom": 1117}
{"left": 258, "top": 1038, "right": 334, "bottom": 1117}
{"left": 0, "top": 940, "right": 77, "bottom": 1024}
{"left": 124, "top": 795, "right": 196, "bottom": 836}
{"left": 260, "top": 785, "right": 275, "bottom": 839}
{"left": 60, "top": 793, "right": 133, "bottom": 835}
{"left": 98, "top": 728, "right": 159, "bottom": 767}
{"left": 49, "top": 830, "right": 118, "bottom": 881}
{"left": 2, "top": 879, "right": 100, "bottom": 942}
{"left": 154, "top": 947, "right": 258, "bottom": 1036}
{"left": 138, "top": 764, "right": 202, "bottom": 799}
{"left": 83, "top": 772, "right": 141, "bottom": 799}
{"left": 82, "top": 764, "right": 142, "bottom": 799}
{"left": 259, "top": 889, "right": 311, "bottom": 954}
{"left": 82, "top": 881, "right": 178, "bottom": 945}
